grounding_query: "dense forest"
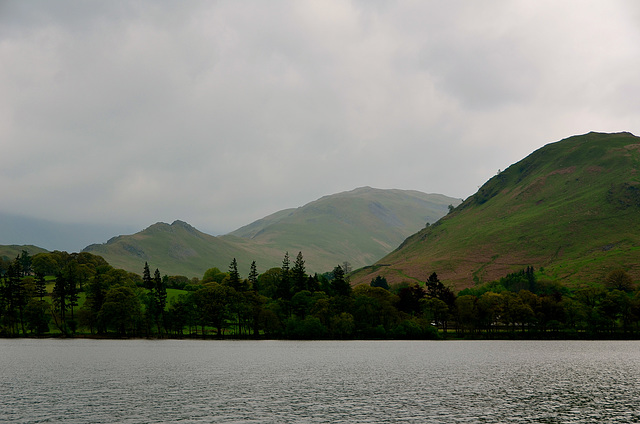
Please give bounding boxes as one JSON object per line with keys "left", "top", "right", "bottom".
{"left": 1, "top": 250, "right": 639, "bottom": 339}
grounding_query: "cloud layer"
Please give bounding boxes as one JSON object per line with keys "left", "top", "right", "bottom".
{"left": 2, "top": 1, "right": 639, "bottom": 235}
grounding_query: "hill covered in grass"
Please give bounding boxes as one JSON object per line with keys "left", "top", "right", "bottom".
{"left": 0, "top": 245, "right": 48, "bottom": 261}
{"left": 83, "top": 220, "right": 283, "bottom": 278}
{"left": 351, "top": 132, "right": 640, "bottom": 289}
{"left": 229, "top": 187, "right": 459, "bottom": 271}
{"left": 84, "top": 187, "right": 460, "bottom": 277}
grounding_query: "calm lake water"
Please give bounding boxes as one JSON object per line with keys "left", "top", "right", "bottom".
{"left": 1, "top": 339, "right": 640, "bottom": 423}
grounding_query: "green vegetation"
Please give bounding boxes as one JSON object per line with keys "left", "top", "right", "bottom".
{"left": 1, "top": 250, "right": 438, "bottom": 339}
{"left": 82, "top": 188, "right": 460, "bottom": 277}
{"left": 82, "top": 220, "right": 283, "bottom": 280}
{"left": 3, "top": 132, "right": 640, "bottom": 340}
{"left": 2, "top": 248, "right": 640, "bottom": 339}
{"left": 353, "top": 132, "right": 640, "bottom": 289}
{"left": 0, "top": 245, "right": 48, "bottom": 260}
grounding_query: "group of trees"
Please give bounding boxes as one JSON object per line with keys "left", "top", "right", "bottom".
{"left": 0, "top": 250, "right": 149, "bottom": 336}
{"left": 2, "top": 249, "right": 640, "bottom": 339}
{"left": 172, "top": 253, "right": 417, "bottom": 339}
{"left": 447, "top": 268, "right": 640, "bottom": 337}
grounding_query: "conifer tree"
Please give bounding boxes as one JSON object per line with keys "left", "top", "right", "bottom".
{"left": 142, "top": 262, "right": 153, "bottom": 291}
{"left": 292, "top": 251, "right": 307, "bottom": 293}
{"left": 277, "top": 252, "right": 292, "bottom": 300}
{"left": 154, "top": 268, "right": 167, "bottom": 335}
{"left": 248, "top": 261, "right": 259, "bottom": 292}
{"left": 228, "top": 258, "right": 241, "bottom": 291}
{"left": 154, "top": 269, "right": 167, "bottom": 311}
{"left": 1, "top": 259, "right": 27, "bottom": 335}
{"left": 67, "top": 274, "right": 79, "bottom": 333}
{"left": 142, "top": 263, "right": 157, "bottom": 336}
{"left": 52, "top": 272, "right": 68, "bottom": 332}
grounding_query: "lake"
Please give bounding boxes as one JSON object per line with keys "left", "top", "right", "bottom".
{"left": 1, "top": 339, "right": 639, "bottom": 423}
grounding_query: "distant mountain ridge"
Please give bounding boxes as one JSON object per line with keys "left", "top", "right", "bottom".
{"left": 82, "top": 187, "right": 461, "bottom": 277}
{"left": 351, "top": 132, "right": 640, "bottom": 289}
{"left": 0, "top": 212, "right": 136, "bottom": 252}
{"left": 228, "top": 187, "right": 460, "bottom": 271}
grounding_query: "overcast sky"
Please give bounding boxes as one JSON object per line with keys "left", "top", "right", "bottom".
{"left": 2, "top": 1, "right": 640, "bottom": 236}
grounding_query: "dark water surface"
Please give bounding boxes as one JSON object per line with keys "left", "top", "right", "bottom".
{"left": 2, "top": 339, "right": 640, "bottom": 423}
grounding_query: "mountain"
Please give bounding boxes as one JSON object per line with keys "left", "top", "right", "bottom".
{"left": 83, "top": 188, "right": 461, "bottom": 277}
{"left": 351, "top": 132, "right": 640, "bottom": 289}
{"left": 229, "top": 187, "right": 460, "bottom": 271}
{"left": 83, "top": 220, "right": 284, "bottom": 277}
{"left": 0, "top": 211, "right": 136, "bottom": 252}
{"left": 0, "top": 245, "right": 48, "bottom": 261}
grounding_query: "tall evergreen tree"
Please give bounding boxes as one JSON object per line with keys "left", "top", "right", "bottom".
{"left": 1, "top": 259, "right": 27, "bottom": 335}
{"left": 154, "top": 269, "right": 166, "bottom": 309}
{"left": 154, "top": 268, "right": 167, "bottom": 335}
{"left": 52, "top": 272, "right": 68, "bottom": 332}
{"left": 276, "top": 252, "right": 292, "bottom": 300}
{"left": 292, "top": 252, "right": 307, "bottom": 294}
{"left": 142, "top": 262, "right": 158, "bottom": 335}
{"left": 67, "top": 273, "right": 79, "bottom": 333}
{"left": 248, "top": 261, "right": 259, "bottom": 292}
{"left": 228, "top": 258, "right": 245, "bottom": 291}
{"left": 424, "top": 272, "right": 455, "bottom": 308}
{"left": 142, "top": 262, "right": 153, "bottom": 290}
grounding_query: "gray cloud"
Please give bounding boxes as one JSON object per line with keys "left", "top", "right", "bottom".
{"left": 1, "top": 1, "right": 639, "bottom": 236}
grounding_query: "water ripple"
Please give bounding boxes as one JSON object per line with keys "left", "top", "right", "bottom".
{"left": 2, "top": 340, "right": 640, "bottom": 423}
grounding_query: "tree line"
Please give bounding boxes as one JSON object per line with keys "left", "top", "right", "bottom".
{"left": 1, "top": 250, "right": 640, "bottom": 339}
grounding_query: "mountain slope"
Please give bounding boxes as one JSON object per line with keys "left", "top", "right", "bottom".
{"left": 227, "top": 187, "right": 461, "bottom": 272}
{"left": 0, "top": 245, "right": 49, "bottom": 261}
{"left": 351, "top": 132, "right": 640, "bottom": 289}
{"left": 84, "top": 188, "right": 461, "bottom": 277}
{"left": 84, "top": 220, "right": 284, "bottom": 277}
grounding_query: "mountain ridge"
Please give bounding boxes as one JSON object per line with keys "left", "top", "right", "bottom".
{"left": 81, "top": 187, "right": 461, "bottom": 276}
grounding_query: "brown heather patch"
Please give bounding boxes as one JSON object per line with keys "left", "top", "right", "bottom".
{"left": 356, "top": 247, "right": 548, "bottom": 291}
{"left": 624, "top": 143, "right": 640, "bottom": 153}
{"left": 548, "top": 166, "right": 576, "bottom": 176}
{"left": 586, "top": 165, "right": 604, "bottom": 173}
{"left": 515, "top": 167, "right": 576, "bottom": 202}
{"left": 507, "top": 204, "right": 526, "bottom": 214}
{"left": 516, "top": 176, "right": 546, "bottom": 200}
{"left": 509, "top": 185, "right": 524, "bottom": 200}
{"left": 448, "top": 248, "right": 546, "bottom": 290}
{"left": 610, "top": 145, "right": 639, "bottom": 157}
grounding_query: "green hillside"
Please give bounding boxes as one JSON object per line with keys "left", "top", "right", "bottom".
{"left": 351, "top": 132, "right": 640, "bottom": 289}
{"left": 84, "top": 221, "right": 283, "bottom": 278}
{"left": 0, "top": 245, "right": 48, "bottom": 260}
{"left": 228, "top": 187, "right": 461, "bottom": 272}
{"left": 83, "top": 188, "right": 460, "bottom": 277}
